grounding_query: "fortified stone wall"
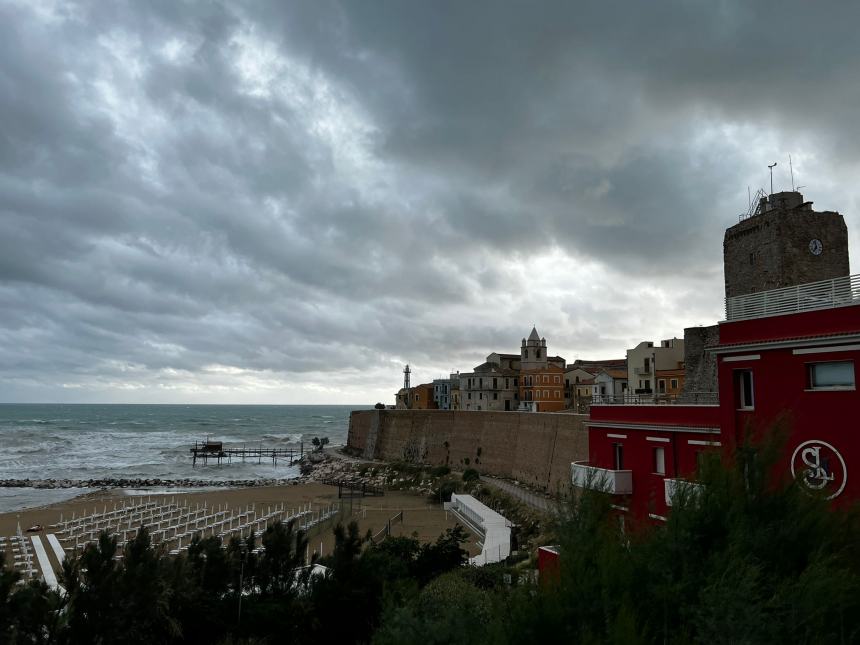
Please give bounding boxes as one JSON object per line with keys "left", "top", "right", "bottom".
{"left": 347, "top": 410, "right": 589, "bottom": 495}
{"left": 681, "top": 325, "right": 720, "bottom": 401}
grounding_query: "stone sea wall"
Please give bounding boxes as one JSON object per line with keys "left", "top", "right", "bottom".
{"left": 348, "top": 410, "right": 588, "bottom": 494}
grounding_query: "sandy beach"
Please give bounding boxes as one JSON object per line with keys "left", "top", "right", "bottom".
{"left": 0, "top": 481, "right": 480, "bottom": 575}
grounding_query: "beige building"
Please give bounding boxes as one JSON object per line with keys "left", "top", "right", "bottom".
{"left": 460, "top": 360, "right": 519, "bottom": 411}
{"left": 626, "top": 338, "right": 684, "bottom": 395}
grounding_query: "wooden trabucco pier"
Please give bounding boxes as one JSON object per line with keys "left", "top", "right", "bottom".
{"left": 190, "top": 440, "right": 302, "bottom": 467}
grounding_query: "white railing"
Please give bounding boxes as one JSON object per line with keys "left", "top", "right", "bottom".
{"left": 447, "top": 493, "right": 511, "bottom": 566}
{"left": 571, "top": 462, "right": 633, "bottom": 494}
{"left": 664, "top": 478, "right": 704, "bottom": 506}
{"left": 592, "top": 392, "right": 718, "bottom": 405}
{"left": 725, "top": 273, "right": 860, "bottom": 321}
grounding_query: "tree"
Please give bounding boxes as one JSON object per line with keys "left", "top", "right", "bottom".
{"left": 374, "top": 571, "right": 494, "bottom": 645}
{"left": 502, "top": 430, "right": 860, "bottom": 644}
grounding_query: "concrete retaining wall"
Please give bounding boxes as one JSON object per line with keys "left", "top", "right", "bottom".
{"left": 347, "top": 410, "right": 588, "bottom": 494}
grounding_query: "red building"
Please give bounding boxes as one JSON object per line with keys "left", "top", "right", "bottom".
{"left": 575, "top": 189, "right": 857, "bottom": 522}
{"left": 575, "top": 276, "right": 860, "bottom": 522}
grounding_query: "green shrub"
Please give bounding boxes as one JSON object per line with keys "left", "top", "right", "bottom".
{"left": 462, "top": 468, "right": 480, "bottom": 483}
{"left": 428, "top": 480, "right": 459, "bottom": 504}
{"left": 430, "top": 465, "right": 451, "bottom": 477}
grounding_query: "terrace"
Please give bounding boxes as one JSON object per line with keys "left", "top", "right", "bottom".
{"left": 725, "top": 273, "right": 860, "bottom": 322}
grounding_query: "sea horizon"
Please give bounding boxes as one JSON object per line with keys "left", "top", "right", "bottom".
{"left": 0, "top": 403, "right": 368, "bottom": 512}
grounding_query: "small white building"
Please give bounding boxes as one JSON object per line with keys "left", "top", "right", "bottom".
{"left": 593, "top": 368, "right": 628, "bottom": 402}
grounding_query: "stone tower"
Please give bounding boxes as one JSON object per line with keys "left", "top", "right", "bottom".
{"left": 723, "top": 191, "right": 849, "bottom": 299}
{"left": 521, "top": 326, "right": 548, "bottom": 371}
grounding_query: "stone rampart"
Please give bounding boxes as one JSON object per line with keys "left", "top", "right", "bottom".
{"left": 347, "top": 410, "right": 588, "bottom": 494}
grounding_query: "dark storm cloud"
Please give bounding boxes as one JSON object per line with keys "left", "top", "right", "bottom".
{"left": 0, "top": 0, "right": 857, "bottom": 402}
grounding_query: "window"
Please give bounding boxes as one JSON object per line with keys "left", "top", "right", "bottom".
{"left": 658, "top": 379, "right": 666, "bottom": 393}
{"left": 613, "top": 443, "right": 624, "bottom": 470}
{"left": 809, "top": 361, "right": 855, "bottom": 390}
{"left": 653, "top": 447, "right": 665, "bottom": 475}
{"left": 575, "top": 376, "right": 580, "bottom": 383}
{"left": 479, "top": 378, "right": 483, "bottom": 388}
{"left": 524, "top": 350, "right": 528, "bottom": 359}
{"left": 543, "top": 390, "right": 549, "bottom": 398}
{"left": 554, "top": 375, "right": 560, "bottom": 383}
{"left": 644, "top": 357, "right": 650, "bottom": 372}
{"left": 535, "top": 390, "right": 540, "bottom": 399}
{"left": 622, "top": 382, "right": 628, "bottom": 391}
{"left": 737, "top": 370, "right": 754, "bottom": 409}
{"left": 468, "top": 393, "right": 472, "bottom": 400}
{"left": 493, "top": 392, "right": 498, "bottom": 400}
{"left": 670, "top": 378, "right": 678, "bottom": 389}
{"left": 513, "top": 378, "right": 518, "bottom": 386}
{"left": 493, "top": 377, "right": 498, "bottom": 389}
{"left": 554, "top": 391, "right": 560, "bottom": 399}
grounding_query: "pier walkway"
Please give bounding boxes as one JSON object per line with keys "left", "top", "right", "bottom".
{"left": 190, "top": 440, "right": 302, "bottom": 466}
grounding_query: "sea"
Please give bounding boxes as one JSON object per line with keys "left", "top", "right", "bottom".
{"left": 0, "top": 404, "right": 365, "bottom": 513}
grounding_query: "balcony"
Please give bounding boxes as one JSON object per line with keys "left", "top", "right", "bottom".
{"left": 725, "top": 273, "right": 860, "bottom": 321}
{"left": 571, "top": 461, "right": 633, "bottom": 494}
{"left": 664, "top": 478, "right": 704, "bottom": 506}
{"left": 633, "top": 367, "right": 651, "bottom": 376}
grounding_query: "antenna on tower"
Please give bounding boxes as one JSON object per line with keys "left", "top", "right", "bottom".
{"left": 403, "top": 364, "right": 411, "bottom": 390}
{"left": 789, "top": 154, "right": 795, "bottom": 191}
{"left": 768, "top": 162, "right": 778, "bottom": 196}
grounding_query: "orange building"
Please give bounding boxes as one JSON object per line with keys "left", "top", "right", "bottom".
{"left": 519, "top": 364, "right": 566, "bottom": 412}
{"left": 656, "top": 368, "right": 685, "bottom": 399}
{"left": 410, "top": 383, "right": 437, "bottom": 409}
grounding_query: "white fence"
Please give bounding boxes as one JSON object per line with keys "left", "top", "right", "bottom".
{"left": 725, "top": 273, "right": 860, "bottom": 321}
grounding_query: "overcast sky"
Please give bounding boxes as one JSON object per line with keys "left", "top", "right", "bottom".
{"left": 2, "top": 1, "right": 859, "bottom": 404}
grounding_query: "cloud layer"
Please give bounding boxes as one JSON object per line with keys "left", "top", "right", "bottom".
{"left": 1, "top": 0, "right": 858, "bottom": 403}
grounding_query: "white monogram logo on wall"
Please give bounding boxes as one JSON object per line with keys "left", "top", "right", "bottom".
{"left": 790, "top": 440, "right": 847, "bottom": 499}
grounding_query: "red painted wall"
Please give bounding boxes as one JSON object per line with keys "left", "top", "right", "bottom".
{"left": 587, "top": 421, "right": 720, "bottom": 519}
{"left": 537, "top": 546, "right": 560, "bottom": 585}
{"left": 719, "top": 305, "right": 860, "bottom": 345}
{"left": 717, "top": 345, "right": 859, "bottom": 503}
{"left": 590, "top": 404, "right": 720, "bottom": 427}
{"left": 585, "top": 304, "right": 860, "bottom": 521}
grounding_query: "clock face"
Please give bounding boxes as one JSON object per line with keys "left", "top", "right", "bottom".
{"left": 809, "top": 239, "right": 823, "bottom": 256}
